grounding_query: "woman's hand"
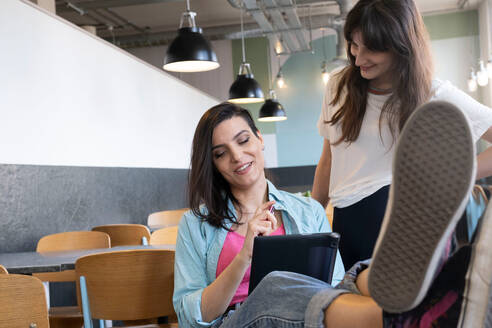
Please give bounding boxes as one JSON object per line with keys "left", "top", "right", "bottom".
{"left": 238, "top": 200, "right": 277, "bottom": 263}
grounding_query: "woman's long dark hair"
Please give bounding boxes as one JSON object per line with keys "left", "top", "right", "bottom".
{"left": 329, "top": 0, "right": 434, "bottom": 145}
{"left": 188, "top": 102, "right": 260, "bottom": 230}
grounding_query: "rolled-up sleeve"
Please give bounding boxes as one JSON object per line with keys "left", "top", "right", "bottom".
{"left": 173, "top": 214, "right": 220, "bottom": 327}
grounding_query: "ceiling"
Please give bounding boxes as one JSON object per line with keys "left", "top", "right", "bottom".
{"left": 55, "top": 0, "right": 479, "bottom": 48}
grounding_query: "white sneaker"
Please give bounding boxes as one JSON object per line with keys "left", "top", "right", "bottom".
{"left": 368, "top": 100, "right": 476, "bottom": 313}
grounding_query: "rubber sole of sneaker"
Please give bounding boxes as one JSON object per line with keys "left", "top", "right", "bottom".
{"left": 459, "top": 200, "right": 492, "bottom": 327}
{"left": 368, "top": 101, "right": 476, "bottom": 313}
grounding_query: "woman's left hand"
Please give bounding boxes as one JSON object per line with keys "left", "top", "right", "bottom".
{"left": 237, "top": 200, "right": 277, "bottom": 263}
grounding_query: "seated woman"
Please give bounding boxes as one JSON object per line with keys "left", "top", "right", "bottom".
{"left": 172, "top": 102, "right": 345, "bottom": 327}
{"left": 174, "top": 102, "right": 492, "bottom": 328}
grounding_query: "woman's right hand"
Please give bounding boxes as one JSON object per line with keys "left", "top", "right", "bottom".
{"left": 238, "top": 200, "right": 277, "bottom": 263}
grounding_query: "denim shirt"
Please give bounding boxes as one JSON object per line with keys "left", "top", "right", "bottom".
{"left": 173, "top": 180, "right": 345, "bottom": 327}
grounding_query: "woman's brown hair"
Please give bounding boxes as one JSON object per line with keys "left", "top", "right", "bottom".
{"left": 188, "top": 102, "right": 260, "bottom": 230}
{"left": 329, "top": 0, "right": 434, "bottom": 145}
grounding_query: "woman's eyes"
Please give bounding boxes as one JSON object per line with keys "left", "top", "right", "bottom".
{"left": 214, "top": 151, "right": 225, "bottom": 159}
{"left": 213, "top": 137, "right": 250, "bottom": 159}
{"left": 238, "top": 137, "right": 250, "bottom": 144}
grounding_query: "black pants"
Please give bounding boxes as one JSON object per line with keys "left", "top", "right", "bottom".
{"left": 333, "top": 185, "right": 389, "bottom": 271}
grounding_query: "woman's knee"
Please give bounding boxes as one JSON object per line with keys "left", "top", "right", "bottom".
{"left": 260, "top": 271, "right": 323, "bottom": 287}
{"left": 254, "top": 271, "right": 292, "bottom": 293}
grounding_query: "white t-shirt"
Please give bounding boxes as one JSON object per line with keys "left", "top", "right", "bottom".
{"left": 317, "top": 79, "right": 492, "bottom": 208}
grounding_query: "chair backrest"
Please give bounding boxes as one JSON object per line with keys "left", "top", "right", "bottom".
{"left": 150, "top": 226, "right": 179, "bottom": 245}
{"left": 0, "top": 274, "right": 49, "bottom": 328}
{"left": 92, "top": 224, "right": 151, "bottom": 247}
{"left": 0, "top": 265, "right": 7, "bottom": 274}
{"left": 75, "top": 249, "right": 175, "bottom": 321}
{"left": 37, "top": 231, "right": 111, "bottom": 252}
{"left": 147, "top": 208, "right": 188, "bottom": 228}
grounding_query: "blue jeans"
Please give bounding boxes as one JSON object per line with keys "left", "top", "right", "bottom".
{"left": 213, "top": 271, "right": 351, "bottom": 328}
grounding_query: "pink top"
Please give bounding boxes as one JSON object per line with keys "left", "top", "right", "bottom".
{"left": 216, "top": 225, "right": 286, "bottom": 306}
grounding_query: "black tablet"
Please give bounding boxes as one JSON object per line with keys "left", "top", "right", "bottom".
{"left": 248, "top": 232, "right": 340, "bottom": 294}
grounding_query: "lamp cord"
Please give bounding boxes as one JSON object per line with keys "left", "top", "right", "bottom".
{"left": 322, "top": 29, "right": 327, "bottom": 61}
{"left": 267, "top": 42, "right": 273, "bottom": 90}
{"left": 465, "top": 0, "right": 475, "bottom": 69}
{"left": 240, "top": 2, "right": 246, "bottom": 63}
{"left": 277, "top": 54, "right": 282, "bottom": 75}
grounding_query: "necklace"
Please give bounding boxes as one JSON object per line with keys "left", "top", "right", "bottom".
{"left": 368, "top": 85, "right": 392, "bottom": 95}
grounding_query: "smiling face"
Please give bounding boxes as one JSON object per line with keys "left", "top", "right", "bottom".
{"left": 350, "top": 30, "right": 395, "bottom": 90}
{"left": 211, "top": 116, "right": 265, "bottom": 191}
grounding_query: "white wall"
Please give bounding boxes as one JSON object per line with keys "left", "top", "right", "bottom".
{"left": 127, "top": 40, "right": 234, "bottom": 101}
{"left": 479, "top": 0, "right": 492, "bottom": 107}
{"left": 0, "top": 0, "right": 219, "bottom": 169}
{"left": 430, "top": 35, "right": 481, "bottom": 97}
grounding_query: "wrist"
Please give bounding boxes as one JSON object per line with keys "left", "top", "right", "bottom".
{"left": 236, "top": 249, "right": 252, "bottom": 266}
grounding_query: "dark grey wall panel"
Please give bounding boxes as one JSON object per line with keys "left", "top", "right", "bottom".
{"left": 267, "top": 165, "right": 316, "bottom": 192}
{"left": 0, "top": 164, "right": 188, "bottom": 253}
{"left": 0, "top": 164, "right": 316, "bottom": 253}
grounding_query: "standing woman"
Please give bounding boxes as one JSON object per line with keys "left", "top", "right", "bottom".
{"left": 312, "top": 0, "right": 492, "bottom": 270}
{"left": 173, "top": 103, "right": 345, "bottom": 327}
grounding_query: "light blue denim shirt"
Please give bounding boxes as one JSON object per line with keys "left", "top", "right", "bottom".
{"left": 173, "top": 180, "right": 345, "bottom": 327}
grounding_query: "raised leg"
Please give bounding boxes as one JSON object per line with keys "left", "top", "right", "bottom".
{"left": 324, "top": 294, "right": 381, "bottom": 328}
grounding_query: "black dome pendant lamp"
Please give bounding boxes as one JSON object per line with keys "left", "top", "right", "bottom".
{"left": 259, "top": 44, "right": 286, "bottom": 122}
{"left": 163, "top": 0, "right": 219, "bottom": 73}
{"left": 228, "top": 5, "right": 264, "bottom": 104}
{"left": 229, "top": 63, "right": 264, "bottom": 104}
{"left": 259, "top": 90, "right": 287, "bottom": 122}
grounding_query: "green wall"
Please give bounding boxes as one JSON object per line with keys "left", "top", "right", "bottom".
{"left": 275, "top": 36, "right": 337, "bottom": 166}
{"left": 423, "top": 10, "right": 478, "bottom": 40}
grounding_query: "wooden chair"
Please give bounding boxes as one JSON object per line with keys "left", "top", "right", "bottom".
{"left": 0, "top": 274, "right": 49, "bottom": 328}
{"left": 75, "top": 249, "right": 177, "bottom": 327}
{"left": 150, "top": 226, "right": 179, "bottom": 245}
{"left": 147, "top": 208, "right": 188, "bottom": 230}
{"left": 0, "top": 264, "right": 7, "bottom": 274}
{"left": 36, "top": 231, "right": 111, "bottom": 282}
{"left": 37, "top": 230, "right": 111, "bottom": 253}
{"left": 35, "top": 231, "right": 111, "bottom": 328}
{"left": 92, "top": 224, "right": 151, "bottom": 247}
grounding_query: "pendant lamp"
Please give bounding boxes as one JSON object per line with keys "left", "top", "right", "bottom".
{"left": 487, "top": 58, "right": 492, "bottom": 78}
{"left": 276, "top": 70, "right": 285, "bottom": 88}
{"left": 321, "top": 61, "right": 330, "bottom": 85}
{"left": 163, "top": 0, "right": 219, "bottom": 72}
{"left": 276, "top": 55, "right": 286, "bottom": 88}
{"left": 477, "top": 60, "right": 489, "bottom": 87}
{"left": 228, "top": 5, "right": 264, "bottom": 104}
{"left": 259, "top": 45, "right": 287, "bottom": 122}
{"left": 321, "top": 29, "right": 330, "bottom": 85}
{"left": 259, "top": 90, "right": 287, "bottom": 122}
{"left": 468, "top": 68, "right": 478, "bottom": 92}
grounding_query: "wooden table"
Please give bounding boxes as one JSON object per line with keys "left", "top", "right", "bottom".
{"left": 0, "top": 245, "right": 175, "bottom": 275}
